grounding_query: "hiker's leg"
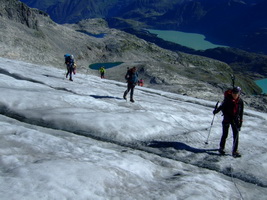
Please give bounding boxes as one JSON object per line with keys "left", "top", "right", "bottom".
{"left": 130, "top": 85, "right": 135, "bottom": 100}
{"left": 231, "top": 121, "right": 239, "bottom": 153}
{"left": 124, "top": 83, "right": 131, "bottom": 98}
{"left": 68, "top": 66, "right": 73, "bottom": 81}
{"left": 220, "top": 122, "right": 229, "bottom": 150}
{"left": 66, "top": 66, "right": 70, "bottom": 78}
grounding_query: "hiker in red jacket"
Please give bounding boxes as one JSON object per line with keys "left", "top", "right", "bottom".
{"left": 213, "top": 86, "right": 244, "bottom": 157}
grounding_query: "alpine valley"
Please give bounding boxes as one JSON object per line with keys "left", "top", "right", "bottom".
{"left": 20, "top": 0, "right": 267, "bottom": 54}
{"left": 1, "top": 0, "right": 267, "bottom": 112}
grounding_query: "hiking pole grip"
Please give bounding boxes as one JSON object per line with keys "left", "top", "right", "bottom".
{"left": 212, "top": 101, "right": 220, "bottom": 119}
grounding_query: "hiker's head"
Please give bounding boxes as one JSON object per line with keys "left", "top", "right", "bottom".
{"left": 232, "top": 86, "right": 241, "bottom": 99}
{"left": 132, "top": 67, "right": 137, "bottom": 72}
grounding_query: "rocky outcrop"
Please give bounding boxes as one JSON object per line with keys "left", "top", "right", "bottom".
{"left": 0, "top": 0, "right": 49, "bottom": 29}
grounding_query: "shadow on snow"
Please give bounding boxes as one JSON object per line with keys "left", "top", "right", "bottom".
{"left": 148, "top": 141, "right": 219, "bottom": 155}
{"left": 90, "top": 95, "right": 123, "bottom": 100}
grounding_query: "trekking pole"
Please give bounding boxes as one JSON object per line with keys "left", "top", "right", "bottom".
{"left": 205, "top": 101, "right": 219, "bottom": 145}
{"left": 231, "top": 74, "right": 235, "bottom": 88}
{"left": 205, "top": 114, "right": 215, "bottom": 145}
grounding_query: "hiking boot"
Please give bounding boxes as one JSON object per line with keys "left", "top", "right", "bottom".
{"left": 232, "top": 151, "right": 241, "bottom": 158}
{"left": 218, "top": 148, "right": 225, "bottom": 155}
{"left": 130, "top": 99, "right": 135, "bottom": 103}
{"left": 69, "top": 78, "right": 73, "bottom": 81}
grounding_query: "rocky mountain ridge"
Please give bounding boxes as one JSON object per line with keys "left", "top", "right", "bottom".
{"left": 1, "top": 0, "right": 266, "bottom": 112}
{"left": 0, "top": 0, "right": 48, "bottom": 29}
{"left": 20, "top": 0, "right": 267, "bottom": 54}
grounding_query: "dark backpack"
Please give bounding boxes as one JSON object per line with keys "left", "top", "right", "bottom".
{"left": 224, "top": 89, "right": 232, "bottom": 99}
{"left": 64, "top": 54, "right": 74, "bottom": 65}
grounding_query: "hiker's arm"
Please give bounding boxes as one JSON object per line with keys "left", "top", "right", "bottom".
{"left": 213, "top": 103, "right": 223, "bottom": 115}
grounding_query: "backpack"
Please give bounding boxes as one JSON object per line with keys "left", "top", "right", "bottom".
{"left": 224, "top": 89, "right": 232, "bottom": 99}
{"left": 64, "top": 54, "right": 74, "bottom": 65}
{"left": 224, "top": 86, "right": 241, "bottom": 99}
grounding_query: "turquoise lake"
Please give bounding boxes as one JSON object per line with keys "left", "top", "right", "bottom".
{"left": 146, "top": 29, "right": 228, "bottom": 50}
{"left": 255, "top": 79, "right": 267, "bottom": 94}
{"left": 76, "top": 30, "right": 106, "bottom": 38}
{"left": 89, "top": 62, "right": 123, "bottom": 70}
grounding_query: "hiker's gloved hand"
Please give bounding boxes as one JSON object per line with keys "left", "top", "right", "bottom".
{"left": 237, "top": 120, "right": 242, "bottom": 131}
{"left": 213, "top": 109, "right": 219, "bottom": 115}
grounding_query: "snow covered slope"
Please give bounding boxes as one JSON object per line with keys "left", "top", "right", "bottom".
{"left": 0, "top": 57, "right": 266, "bottom": 199}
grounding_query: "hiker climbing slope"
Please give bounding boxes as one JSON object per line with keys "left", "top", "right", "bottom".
{"left": 213, "top": 86, "right": 244, "bottom": 158}
{"left": 64, "top": 54, "right": 75, "bottom": 81}
{"left": 99, "top": 66, "right": 106, "bottom": 79}
{"left": 123, "top": 67, "right": 138, "bottom": 102}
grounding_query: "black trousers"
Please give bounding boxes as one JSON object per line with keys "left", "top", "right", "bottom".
{"left": 220, "top": 120, "right": 239, "bottom": 153}
{"left": 124, "top": 83, "right": 135, "bottom": 100}
{"left": 66, "top": 65, "right": 74, "bottom": 80}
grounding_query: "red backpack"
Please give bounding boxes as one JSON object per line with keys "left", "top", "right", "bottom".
{"left": 224, "top": 89, "right": 233, "bottom": 99}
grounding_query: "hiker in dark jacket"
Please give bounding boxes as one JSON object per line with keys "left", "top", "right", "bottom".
{"left": 123, "top": 67, "right": 138, "bottom": 102}
{"left": 213, "top": 86, "right": 244, "bottom": 157}
{"left": 65, "top": 54, "right": 75, "bottom": 81}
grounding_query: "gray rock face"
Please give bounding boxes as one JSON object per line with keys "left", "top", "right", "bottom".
{"left": 0, "top": 0, "right": 48, "bottom": 29}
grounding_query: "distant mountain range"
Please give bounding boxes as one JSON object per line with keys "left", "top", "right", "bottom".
{"left": 20, "top": 0, "right": 267, "bottom": 54}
